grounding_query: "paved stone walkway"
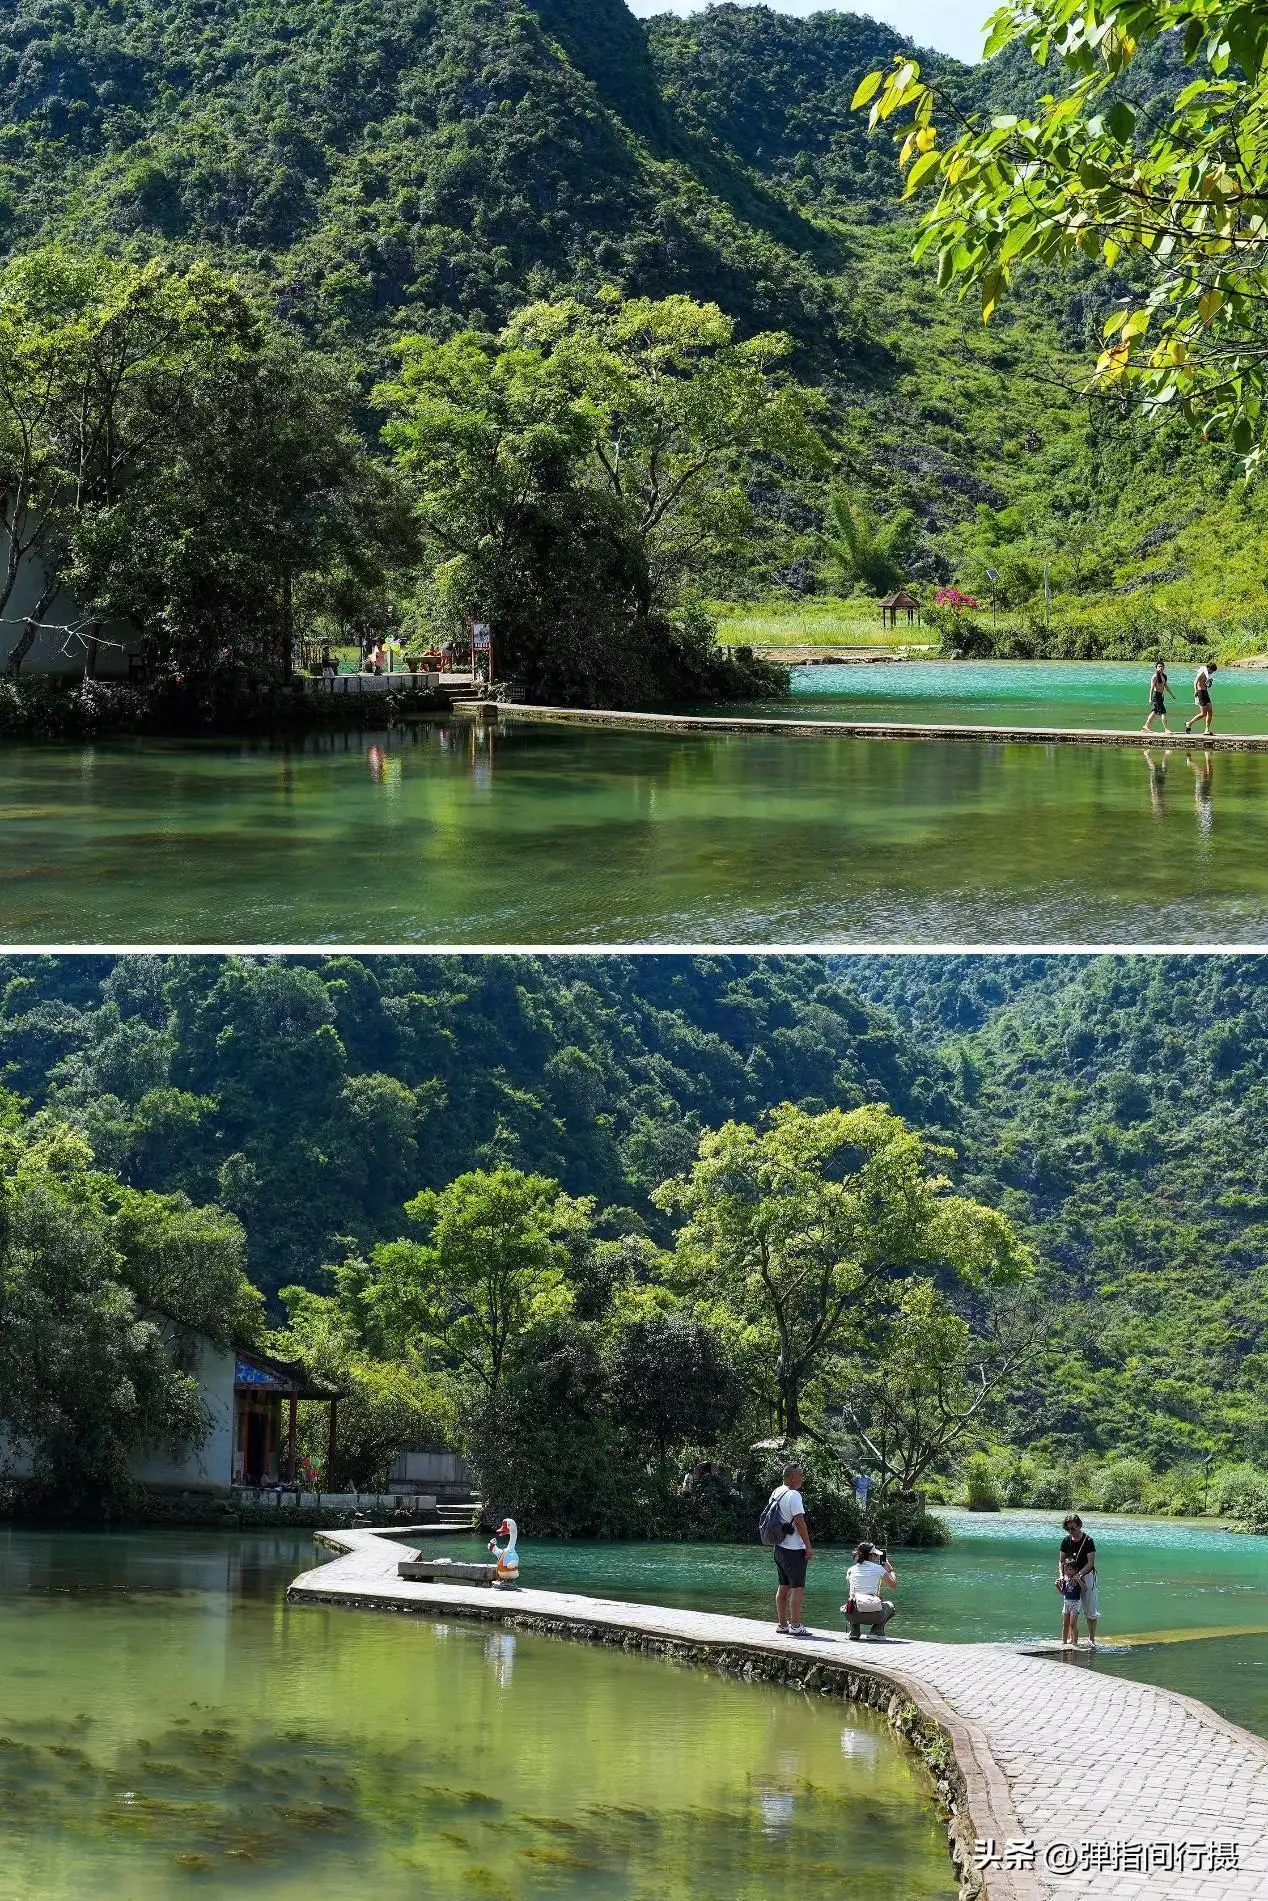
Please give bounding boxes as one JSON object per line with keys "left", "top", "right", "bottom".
{"left": 290, "top": 1529, "right": 1268, "bottom": 1901}
{"left": 504, "top": 703, "right": 1268, "bottom": 752}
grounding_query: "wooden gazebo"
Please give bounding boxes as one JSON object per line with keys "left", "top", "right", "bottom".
{"left": 233, "top": 1344, "right": 343, "bottom": 1488}
{"left": 879, "top": 588, "right": 920, "bottom": 628}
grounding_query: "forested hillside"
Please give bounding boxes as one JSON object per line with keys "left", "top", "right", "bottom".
{"left": 4, "top": 953, "right": 1268, "bottom": 1491}
{"left": 4, "top": 0, "right": 1266, "bottom": 641}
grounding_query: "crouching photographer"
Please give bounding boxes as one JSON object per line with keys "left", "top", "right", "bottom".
{"left": 843, "top": 1542, "right": 898, "bottom": 1640}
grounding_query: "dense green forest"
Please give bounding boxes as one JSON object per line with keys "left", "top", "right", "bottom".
{"left": 4, "top": 953, "right": 1268, "bottom": 1530}
{"left": 3, "top": 0, "right": 1266, "bottom": 698}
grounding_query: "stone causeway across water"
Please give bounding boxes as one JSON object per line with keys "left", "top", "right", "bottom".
{"left": 289, "top": 1527, "right": 1268, "bottom": 1901}
{"left": 500, "top": 703, "right": 1268, "bottom": 751}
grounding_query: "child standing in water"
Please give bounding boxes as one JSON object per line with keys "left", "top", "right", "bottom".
{"left": 1056, "top": 1553, "right": 1083, "bottom": 1645}
{"left": 1142, "top": 658, "right": 1174, "bottom": 733}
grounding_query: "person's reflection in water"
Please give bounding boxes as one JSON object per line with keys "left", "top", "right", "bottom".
{"left": 1187, "top": 749, "right": 1214, "bottom": 839}
{"left": 1143, "top": 749, "right": 1167, "bottom": 819}
{"left": 367, "top": 744, "right": 386, "bottom": 782}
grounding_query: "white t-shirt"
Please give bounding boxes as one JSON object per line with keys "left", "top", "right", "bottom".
{"left": 776, "top": 1487, "right": 806, "bottom": 1549}
{"left": 847, "top": 1559, "right": 885, "bottom": 1599}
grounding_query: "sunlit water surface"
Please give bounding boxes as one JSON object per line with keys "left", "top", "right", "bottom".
{"left": 774, "top": 660, "right": 1268, "bottom": 732}
{"left": 428, "top": 1508, "right": 1268, "bottom": 1737}
{"left": 6, "top": 714, "right": 1268, "bottom": 941}
{"left": 0, "top": 1528, "right": 953, "bottom": 1901}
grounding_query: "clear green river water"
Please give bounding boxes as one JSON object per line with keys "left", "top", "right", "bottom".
{"left": 778, "top": 659, "right": 1268, "bottom": 731}
{"left": 9, "top": 669, "right": 1268, "bottom": 941}
{"left": 2, "top": 1511, "right": 1263, "bottom": 1898}
{"left": 0, "top": 1526, "right": 953, "bottom": 1901}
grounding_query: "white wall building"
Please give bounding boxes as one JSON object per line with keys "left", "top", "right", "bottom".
{"left": 1, "top": 1336, "right": 341, "bottom": 1494}
{"left": 0, "top": 529, "right": 144, "bottom": 680}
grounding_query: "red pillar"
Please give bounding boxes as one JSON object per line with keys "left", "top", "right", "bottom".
{"left": 286, "top": 1390, "right": 298, "bottom": 1486}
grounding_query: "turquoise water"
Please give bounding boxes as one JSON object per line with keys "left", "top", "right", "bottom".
{"left": 777, "top": 660, "right": 1268, "bottom": 731}
{"left": 7, "top": 722, "right": 1268, "bottom": 942}
{"left": 425, "top": 1509, "right": 1268, "bottom": 1737}
{"left": 0, "top": 1528, "right": 954, "bottom": 1900}
{"left": 428, "top": 1509, "right": 1268, "bottom": 1647}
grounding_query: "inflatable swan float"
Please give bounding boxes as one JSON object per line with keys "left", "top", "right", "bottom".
{"left": 488, "top": 1518, "right": 520, "bottom": 1588}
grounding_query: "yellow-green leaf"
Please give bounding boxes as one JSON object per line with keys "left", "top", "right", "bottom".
{"left": 851, "top": 70, "right": 883, "bottom": 111}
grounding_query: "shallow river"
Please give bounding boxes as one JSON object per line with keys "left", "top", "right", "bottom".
{"left": 7, "top": 704, "right": 1268, "bottom": 941}
{"left": 0, "top": 1527, "right": 953, "bottom": 1900}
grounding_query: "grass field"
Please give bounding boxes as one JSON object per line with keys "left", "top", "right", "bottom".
{"left": 710, "top": 598, "right": 933, "bottom": 649}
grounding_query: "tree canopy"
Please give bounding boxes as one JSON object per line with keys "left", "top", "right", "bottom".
{"left": 0, "top": 1095, "right": 258, "bottom": 1494}
{"left": 857, "top": 2, "right": 1268, "bottom": 462}
{"left": 0, "top": 245, "right": 402, "bottom": 682}
{"left": 658, "top": 1102, "right": 1030, "bottom": 1436}
{"left": 377, "top": 291, "right": 821, "bottom": 701}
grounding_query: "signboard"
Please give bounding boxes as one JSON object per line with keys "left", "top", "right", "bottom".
{"left": 472, "top": 623, "right": 492, "bottom": 650}
{"left": 235, "top": 1359, "right": 293, "bottom": 1391}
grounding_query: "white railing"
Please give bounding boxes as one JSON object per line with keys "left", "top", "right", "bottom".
{"left": 299, "top": 670, "right": 462, "bottom": 694}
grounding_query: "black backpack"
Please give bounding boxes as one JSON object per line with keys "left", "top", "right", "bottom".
{"left": 758, "top": 1486, "right": 790, "bottom": 1547}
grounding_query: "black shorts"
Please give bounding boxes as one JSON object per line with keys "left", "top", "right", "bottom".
{"left": 1197, "top": 692, "right": 1211, "bottom": 709}
{"left": 774, "top": 1544, "right": 807, "bottom": 1588}
{"left": 1151, "top": 694, "right": 1166, "bottom": 715}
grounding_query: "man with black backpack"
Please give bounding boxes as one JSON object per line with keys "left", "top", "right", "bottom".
{"left": 760, "top": 1461, "right": 814, "bottom": 1637}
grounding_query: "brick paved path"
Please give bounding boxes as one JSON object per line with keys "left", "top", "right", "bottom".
{"left": 290, "top": 1528, "right": 1268, "bottom": 1901}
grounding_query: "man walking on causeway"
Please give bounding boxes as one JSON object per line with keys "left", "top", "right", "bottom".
{"left": 1185, "top": 661, "right": 1217, "bottom": 736}
{"left": 766, "top": 1462, "right": 814, "bottom": 1637}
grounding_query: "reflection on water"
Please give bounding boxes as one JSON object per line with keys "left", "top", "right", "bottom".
{"left": 0, "top": 1529, "right": 953, "bottom": 1900}
{"left": 9, "top": 721, "right": 1268, "bottom": 940}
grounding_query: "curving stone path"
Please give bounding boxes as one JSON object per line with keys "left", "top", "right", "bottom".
{"left": 289, "top": 1528, "right": 1268, "bottom": 1901}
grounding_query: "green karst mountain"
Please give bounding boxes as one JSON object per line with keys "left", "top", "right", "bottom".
{"left": 3, "top": 952, "right": 1268, "bottom": 1485}
{"left": 5, "top": 0, "right": 1267, "bottom": 633}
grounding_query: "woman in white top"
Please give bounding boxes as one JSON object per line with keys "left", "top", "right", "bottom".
{"left": 843, "top": 1542, "right": 898, "bottom": 1640}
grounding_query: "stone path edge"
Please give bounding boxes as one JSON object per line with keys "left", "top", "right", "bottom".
{"left": 290, "top": 1528, "right": 1030, "bottom": 1901}
{"left": 500, "top": 703, "right": 1268, "bottom": 752}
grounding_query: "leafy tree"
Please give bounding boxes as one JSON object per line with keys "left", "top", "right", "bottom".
{"left": 825, "top": 488, "right": 915, "bottom": 593}
{"left": 505, "top": 294, "right": 826, "bottom": 596}
{"left": 607, "top": 1309, "right": 744, "bottom": 1468}
{"left": 855, "top": 3, "right": 1268, "bottom": 461}
{"left": 0, "top": 244, "right": 402, "bottom": 683}
{"left": 828, "top": 1281, "right": 1040, "bottom": 1495}
{"left": 358, "top": 1168, "right": 583, "bottom": 1395}
{"left": 0, "top": 1101, "right": 256, "bottom": 1495}
{"left": 377, "top": 292, "right": 820, "bottom": 702}
{"left": 657, "top": 1102, "right": 1030, "bottom": 1437}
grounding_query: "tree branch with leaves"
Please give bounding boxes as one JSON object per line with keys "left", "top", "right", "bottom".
{"left": 854, "top": 3, "right": 1268, "bottom": 463}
